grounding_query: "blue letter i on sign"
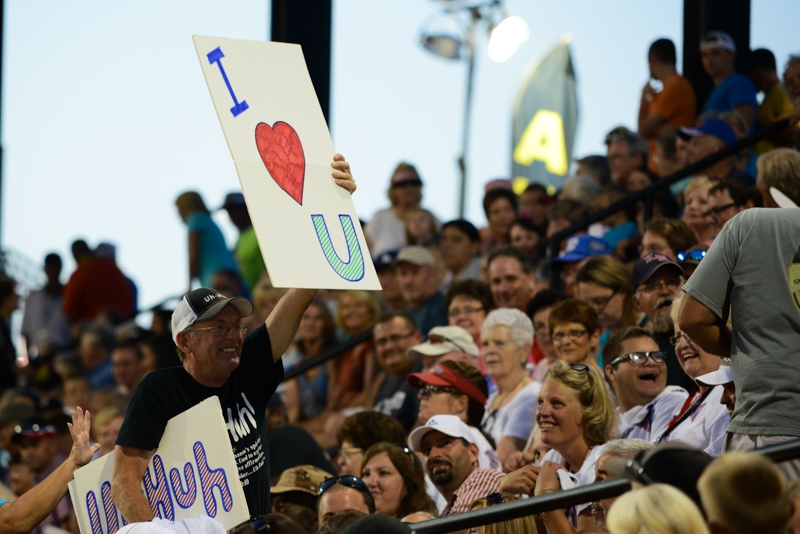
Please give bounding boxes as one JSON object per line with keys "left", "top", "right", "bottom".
{"left": 207, "top": 47, "right": 249, "bottom": 117}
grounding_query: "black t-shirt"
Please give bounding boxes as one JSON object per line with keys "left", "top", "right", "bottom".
{"left": 116, "top": 323, "right": 282, "bottom": 516}
{"left": 372, "top": 360, "right": 422, "bottom": 433}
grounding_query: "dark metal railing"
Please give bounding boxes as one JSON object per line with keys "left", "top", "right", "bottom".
{"left": 410, "top": 438, "right": 800, "bottom": 534}
{"left": 283, "top": 330, "right": 373, "bottom": 381}
{"left": 548, "top": 118, "right": 791, "bottom": 286}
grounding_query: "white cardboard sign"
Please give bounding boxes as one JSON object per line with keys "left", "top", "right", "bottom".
{"left": 69, "top": 397, "right": 248, "bottom": 534}
{"left": 193, "top": 35, "right": 381, "bottom": 290}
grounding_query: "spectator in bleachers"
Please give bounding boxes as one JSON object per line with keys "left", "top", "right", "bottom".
{"left": 480, "top": 188, "right": 518, "bottom": 251}
{"left": 270, "top": 465, "right": 332, "bottom": 534}
{"left": 518, "top": 182, "right": 554, "bottom": 226}
{"left": 560, "top": 175, "right": 601, "bottom": 207}
{"left": 440, "top": 220, "right": 482, "bottom": 291}
{"left": 78, "top": 324, "right": 116, "bottom": 391}
{"left": 756, "top": 148, "right": 800, "bottom": 208}
{"left": 61, "top": 376, "right": 91, "bottom": 414}
{"left": 680, "top": 118, "right": 752, "bottom": 183}
{"left": 534, "top": 360, "right": 617, "bottom": 532}
{"left": 394, "top": 246, "right": 448, "bottom": 335}
{"left": 486, "top": 247, "right": 537, "bottom": 312}
{"left": 371, "top": 313, "right": 424, "bottom": 433}
{"left": 602, "top": 327, "right": 688, "bottom": 441}
{"left": 699, "top": 31, "right": 758, "bottom": 133}
{"left": 373, "top": 250, "right": 405, "bottom": 313}
{"left": 480, "top": 309, "right": 540, "bottom": 464}
{"left": 576, "top": 256, "right": 642, "bottom": 352}
{"left": 698, "top": 452, "right": 791, "bottom": 534}
{"left": 682, "top": 176, "right": 717, "bottom": 244}
{"left": 282, "top": 300, "right": 338, "bottom": 425}
{"left": 220, "top": 192, "right": 265, "bottom": 290}
{"left": 408, "top": 360, "right": 498, "bottom": 468}
{"left": 591, "top": 438, "right": 654, "bottom": 531}
{"left": 638, "top": 38, "right": 697, "bottom": 172}
{"left": 639, "top": 219, "right": 697, "bottom": 260}
{"left": 604, "top": 126, "right": 649, "bottom": 189}
{"left": 62, "top": 242, "right": 135, "bottom": 324}
{"left": 751, "top": 48, "right": 796, "bottom": 153}
{"left": 509, "top": 217, "right": 546, "bottom": 268}
{"left": 704, "top": 180, "right": 762, "bottom": 234}
{"left": 445, "top": 279, "right": 494, "bottom": 346}
{"left": 409, "top": 415, "right": 504, "bottom": 517}
{"left": 607, "top": 483, "right": 710, "bottom": 534}
{"left": 110, "top": 340, "right": 143, "bottom": 396}
{"left": 631, "top": 254, "right": 694, "bottom": 391}
{"left": 548, "top": 299, "right": 601, "bottom": 369}
{"left": 316, "top": 476, "right": 375, "bottom": 527}
{"left": 623, "top": 169, "right": 654, "bottom": 195}
{"left": 0, "top": 276, "right": 20, "bottom": 395}
{"left": 695, "top": 357, "right": 736, "bottom": 418}
{"left": 21, "top": 254, "right": 69, "bottom": 360}
{"left": 553, "top": 235, "right": 613, "bottom": 298}
{"left": 575, "top": 155, "right": 610, "bottom": 186}
{"left": 93, "top": 407, "right": 124, "bottom": 458}
{"left": 654, "top": 133, "right": 682, "bottom": 177}
{"left": 786, "top": 55, "right": 800, "bottom": 106}
{"left": 468, "top": 493, "right": 538, "bottom": 533}
{"left": 365, "top": 162, "right": 425, "bottom": 257}
{"left": 332, "top": 291, "right": 381, "bottom": 413}
{"left": 174, "top": 191, "right": 240, "bottom": 291}
{"left": 405, "top": 208, "right": 440, "bottom": 248}
{"left": 211, "top": 268, "right": 249, "bottom": 299}
{"left": 527, "top": 289, "right": 568, "bottom": 382}
{"left": 334, "top": 411, "right": 407, "bottom": 477}
{"left": 546, "top": 199, "right": 591, "bottom": 253}
{"left": 592, "top": 186, "right": 639, "bottom": 255}
{"left": 655, "top": 293, "right": 728, "bottom": 456}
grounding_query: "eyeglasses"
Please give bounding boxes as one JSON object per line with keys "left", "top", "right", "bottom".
{"left": 375, "top": 331, "right": 416, "bottom": 348}
{"left": 669, "top": 333, "right": 693, "bottom": 346}
{"left": 317, "top": 475, "right": 370, "bottom": 497}
{"left": 188, "top": 323, "right": 249, "bottom": 337}
{"left": 447, "top": 306, "right": 484, "bottom": 318}
{"left": 340, "top": 447, "right": 364, "bottom": 459}
{"left": 702, "top": 203, "right": 738, "bottom": 221}
{"left": 428, "top": 334, "right": 469, "bottom": 353}
{"left": 609, "top": 351, "right": 667, "bottom": 367}
{"left": 551, "top": 329, "right": 588, "bottom": 343}
{"left": 586, "top": 289, "right": 618, "bottom": 311}
{"left": 419, "top": 384, "right": 461, "bottom": 399}
{"left": 676, "top": 250, "right": 706, "bottom": 263}
{"left": 637, "top": 277, "right": 682, "bottom": 295}
{"left": 486, "top": 492, "right": 505, "bottom": 505}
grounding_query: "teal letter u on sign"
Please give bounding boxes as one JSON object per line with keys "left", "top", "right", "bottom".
{"left": 311, "top": 214, "right": 365, "bottom": 282}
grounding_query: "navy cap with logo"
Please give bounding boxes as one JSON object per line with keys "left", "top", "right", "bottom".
{"left": 11, "top": 421, "right": 56, "bottom": 443}
{"left": 171, "top": 288, "right": 254, "bottom": 344}
{"left": 632, "top": 253, "right": 684, "bottom": 289}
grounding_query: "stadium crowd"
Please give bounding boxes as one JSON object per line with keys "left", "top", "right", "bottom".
{"left": 2, "top": 32, "right": 800, "bottom": 534}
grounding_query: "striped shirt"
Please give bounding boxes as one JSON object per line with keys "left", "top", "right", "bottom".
{"left": 441, "top": 468, "right": 505, "bottom": 516}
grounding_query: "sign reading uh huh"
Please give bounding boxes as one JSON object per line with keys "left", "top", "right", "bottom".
{"left": 69, "top": 397, "right": 248, "bottom": 534}
{"left": 192, "top": 35, "right": 380, "bottom": 290}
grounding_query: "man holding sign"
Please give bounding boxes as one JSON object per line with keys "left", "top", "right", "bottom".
{"left": 112, "top": 158, "right": 355, "bottom": 522}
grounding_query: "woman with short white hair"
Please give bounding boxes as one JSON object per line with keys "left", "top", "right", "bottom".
{"left": 607, "top": 483, "right": 710, "bottom": 534}
{"left": 480, "top": 308, "right": 541, "bottom": 465}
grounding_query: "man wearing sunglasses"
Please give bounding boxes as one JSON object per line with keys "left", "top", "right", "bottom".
{"left": 113, "top": 160, "right": 357, "bottom": 522}
{"left": 602, "top": 327, "right": 688, "bottom": 442}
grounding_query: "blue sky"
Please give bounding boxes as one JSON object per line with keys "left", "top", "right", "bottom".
{"left": 3, "top": 0, "right": 798, "bottom": 309}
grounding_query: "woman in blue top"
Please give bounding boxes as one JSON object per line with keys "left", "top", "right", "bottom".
{"left": 175, "top": 191, "right": 241, "bottom": 290}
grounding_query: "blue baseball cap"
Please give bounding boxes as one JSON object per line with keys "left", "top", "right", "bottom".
{"left": 555, "top": 235, "right": 613, "bottom": 263}
{"left": 678, "top": 119, "right": 737, "bottom": 148}
{"left": 373, "top": 249, "right": 399, "bottom": 271}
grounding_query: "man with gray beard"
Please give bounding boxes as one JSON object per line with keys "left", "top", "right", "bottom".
{"left": 631, "top": 254, "right": 695, "bottom": 390}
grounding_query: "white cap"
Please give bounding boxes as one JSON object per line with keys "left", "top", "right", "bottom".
{"left": 695, "top": 358, "right": 733, "bottom": 387}
{"left": 407, "top": 325, "right": 479, "bottom": 359}
{"left": 700, "top": 31, "right": 736, "bottom": 52}
{"left": 408, "top": 414, "right": 474, "bottom": 453}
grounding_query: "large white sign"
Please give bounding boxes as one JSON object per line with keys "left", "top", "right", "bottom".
{"left": 69, "top": 397, "right": 248, "bottom": 534}
{"left": 193, "top": 35, "right": 381, "bottom": 290}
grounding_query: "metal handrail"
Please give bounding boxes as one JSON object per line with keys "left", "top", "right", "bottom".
{"left": 547, "top": 118, "right": 791, "bottom": 286}
{"left": 410, "top": 438, "right": 800, "bottom": 534}
{"left": 283, "top": 330, "right": 373, "bottom": 381}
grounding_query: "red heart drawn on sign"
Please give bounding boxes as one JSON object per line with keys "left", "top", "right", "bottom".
{"left": 255, "top": 121, "right": 306, "bottom": 205}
